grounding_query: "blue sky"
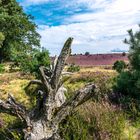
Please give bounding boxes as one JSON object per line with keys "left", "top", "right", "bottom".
{"left": 17, "top": 0, "right": 140, "bottom": 56}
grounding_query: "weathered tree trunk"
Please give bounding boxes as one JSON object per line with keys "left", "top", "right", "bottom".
{"left": 0, "top": 38, "right": 96, "bottom": 140}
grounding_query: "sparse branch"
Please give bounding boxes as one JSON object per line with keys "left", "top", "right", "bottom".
{"left": 53, "top": 84, "right": 96, "bottom": 124}
{"left": 0, "top": 94, "right": 27, "bottom": 121}
{"left": 50, "top": 37, "right": 73, "bottom": 89}
{"left": 39, "top": 66, "right": 50, "bottom": 92}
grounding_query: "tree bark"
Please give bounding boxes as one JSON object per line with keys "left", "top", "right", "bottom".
{"left": 0, "top": 37, "right": 96, "bottom": 140}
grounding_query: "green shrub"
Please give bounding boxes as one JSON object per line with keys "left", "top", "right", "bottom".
{"left": 11, "top": 48, "right": 50, "bottom": 77}
{"left": 0, "top": 64, "right": 5, "bottom": 73}
{"left": 67, "top": 64, "right": 80, "bottom": 73}
{"left": 114, "top": 71, "right": 140, "bottom": 98}
{"left": 113, "top": 60, "right": 127, "bottom": 73}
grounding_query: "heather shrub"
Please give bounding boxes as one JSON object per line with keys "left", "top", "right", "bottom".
{"left": 60, "top": 113, "right": 90, "bottom": 140}
{"left": 60, "top": 100, "right": 126, "bottom": 140}
{"left": 117, "top": 95, "right": 140, "bottom": 121}
{"left": 82, "top": 101, "right": 125, "bottom": 140}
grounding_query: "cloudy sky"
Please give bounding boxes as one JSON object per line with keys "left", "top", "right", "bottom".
{"left": 17, "top": 0, "right": 140, "bottom": 56}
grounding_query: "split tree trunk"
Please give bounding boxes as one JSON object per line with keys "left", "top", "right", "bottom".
{"left": 0, "top": 38, "right": 96, "bottom": 140}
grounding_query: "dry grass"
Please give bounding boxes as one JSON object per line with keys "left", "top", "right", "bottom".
{"left": 0, "top": 68, "right": 35, "bottom": 130}
{"left": 80, "top": 66, "right": 116, "bottom": 73}
{"left": 0, "top": 72, "right": 33, "bottom": 108}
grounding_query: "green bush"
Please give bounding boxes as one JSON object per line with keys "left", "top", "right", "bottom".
{"left": 113, "top": 60, "right": 127, "bottom": 73}
{"left": 11, "top": 48, "right": 50, "bottom": 77}
{"left": 0, "top": 64, "right": 5, "bottom": 73}
{"left": 114, "top": 71, "right": 140, "bottom": 98}
{"left": 67, "top": 64, "right": 80, "bottom": 73}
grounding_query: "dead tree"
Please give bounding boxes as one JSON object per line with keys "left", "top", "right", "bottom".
{"left": 0, "top": 38, "right": 96, "bottom": 140}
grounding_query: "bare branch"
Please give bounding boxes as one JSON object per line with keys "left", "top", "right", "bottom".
{"left": 25, "top": 80, "right": 42, "bottom": 89}
{"left": 53, "top": 84, "right": 96, "bottom": 124}
{"left": 0, "top": 94, "right": 27, "bottom": 121}
{"left": 39, "top": 66, "right": 50, "bottom": 92}
{"left": 50, "top": 37, "right": 73, "bottom": 89}
{"left": 62, "top": 72, "right": 73, "bottom": 76}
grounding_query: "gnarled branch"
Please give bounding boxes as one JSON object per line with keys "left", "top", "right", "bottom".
{"left": 0, "top": 94, "right": 27, "bottom": 121}
{"left": 53, "top": 84, "right": 96, "bottom": 124}
{"left": 39, "top": 66, "right": 50, "bottom": 92}
{"left": 50, "top": 37, "right": 73, "bottom": 89}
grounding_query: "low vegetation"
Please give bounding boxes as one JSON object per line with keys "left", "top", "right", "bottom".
{"left": 1, "top": 62, "right": 140, "bottom": 139}
{"left": 1, "top": 0, "right": 140, "bottom": 139}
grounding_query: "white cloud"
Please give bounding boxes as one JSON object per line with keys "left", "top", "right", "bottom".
{"left": 109, "top": 0, "right": 140, "bottom": 13}
{"left": 37, "top": 0, "right": 140, "bottom": 55}
{"left": 38, "top": 22, "right": 137, "bottom": 55}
